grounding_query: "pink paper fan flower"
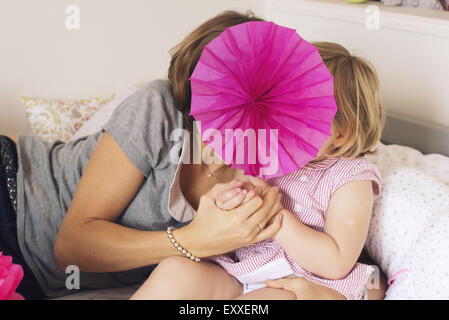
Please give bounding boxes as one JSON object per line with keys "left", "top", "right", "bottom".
{"left": 189, "top": 21, "right": 338, "bottom": 179}
{"left": 0, "top": 252, "right": 25, "bottom": 300}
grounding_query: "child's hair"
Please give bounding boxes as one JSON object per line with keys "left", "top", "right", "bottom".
{"left": 312, "top": 42, "right": 385, "bottom": 158}
{"left": 168, "top": 10, "right": 264, "bottom": 132}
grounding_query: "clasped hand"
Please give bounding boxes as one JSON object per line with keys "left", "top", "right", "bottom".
{"left": 184, "top": 176, "right": 284, "bottom": 258}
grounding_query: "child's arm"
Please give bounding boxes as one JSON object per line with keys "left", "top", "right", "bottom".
{"left": 274, "top": 180, "right": 374, "bottom": 280}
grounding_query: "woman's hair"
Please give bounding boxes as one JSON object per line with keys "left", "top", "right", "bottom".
{"left": 168, "top": 10, "right": 264, "bottom": 132}
{"left": 312, "top": 42, "right": 385, "bottom": 158}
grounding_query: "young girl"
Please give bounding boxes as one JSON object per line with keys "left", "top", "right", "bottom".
{"left": 131, "top": 41, "right": 385, "bottom": 300}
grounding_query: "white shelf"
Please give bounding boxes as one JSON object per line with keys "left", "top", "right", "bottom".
{"left": 266, "top": 0, "right": 449, "bottom": 39}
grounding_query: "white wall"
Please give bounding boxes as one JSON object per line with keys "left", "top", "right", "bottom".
{"left": 2, "top": 0, "right": 449, "bottom": 136}
{"left": 266, "top": 0, "right": 449, "bottom": 130}
{"left": 0, "top": 0, "right": 265, "bottom": 135}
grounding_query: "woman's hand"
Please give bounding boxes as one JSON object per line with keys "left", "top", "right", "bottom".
{"left": 264, "top": 277, "right": 346, "bottom": 300}
{"left": 265, "top": 271, "right": 387, "bottom": 300}
{"left": 176, "top": 178, "right": 283, "bottom": 258}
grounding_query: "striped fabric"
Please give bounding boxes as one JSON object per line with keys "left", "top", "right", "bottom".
{"left": 211, "top": 157, "right": 382, "bottom": 300}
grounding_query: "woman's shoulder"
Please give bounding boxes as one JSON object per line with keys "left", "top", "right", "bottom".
{"left": 133, "top": 79, "right": 175, "bottom": 108}
{"left": 101, "top": 78, "right": 183, "bottom": 174}
{"left": 141, "top": 79, "right": 172, "bottom": 95}
{"left": 107, "top": 78, "right": 182, "bottom": 129}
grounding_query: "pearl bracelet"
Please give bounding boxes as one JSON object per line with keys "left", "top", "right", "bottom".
{"left": 167, "top": 226, "right": 201, "bottom": 262}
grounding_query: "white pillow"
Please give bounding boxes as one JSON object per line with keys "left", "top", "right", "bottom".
{"left": 365, "top": 143, "right": 449, "bottom": 299}
{"left": 366, "top": 141, "right": 449, "bottom": 188}
{"left": 71, "top": 83, "right": 142, "bottom": 140}
{"left": 365, "top": 165, "right": 449, "bottom": 299}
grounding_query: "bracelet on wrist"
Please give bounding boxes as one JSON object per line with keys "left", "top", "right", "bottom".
{"left": 167, "top": 226, "right": 201, "bottom": 262}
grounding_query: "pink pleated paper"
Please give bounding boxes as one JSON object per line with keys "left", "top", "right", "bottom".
{"left": 0, "top": 252, "right": 24, "bottom": 300}
{"left": 189, "top": 21, "right": 338, "bottom": 179}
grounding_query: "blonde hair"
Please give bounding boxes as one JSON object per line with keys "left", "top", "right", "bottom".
{"left": 312, "top": 42, "right": 385, "bottom": 158}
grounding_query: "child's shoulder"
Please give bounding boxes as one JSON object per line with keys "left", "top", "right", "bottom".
{"left": 326, "top": 157, "right": 382, "bottom": 195}
{"left": 329, "top": 156, "right": 380, "bottom": 174}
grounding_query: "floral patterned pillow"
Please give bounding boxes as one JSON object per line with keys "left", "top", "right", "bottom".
{"left": 22, "top": 94, "right": 114, "bottom": 143}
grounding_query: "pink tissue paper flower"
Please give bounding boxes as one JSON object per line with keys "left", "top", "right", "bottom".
{"left": 0, "top": 252, "right": 25, "bottom": 300}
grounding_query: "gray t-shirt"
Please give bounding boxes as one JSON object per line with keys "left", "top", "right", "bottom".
{"left": 16, "top": 79, "right": 187, "bottom": 297}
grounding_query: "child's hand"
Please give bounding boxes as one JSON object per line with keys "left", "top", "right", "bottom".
{"left": 215, "top": 178, "right": 262, "bottom": 210}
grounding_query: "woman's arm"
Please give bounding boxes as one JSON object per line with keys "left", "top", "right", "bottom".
{"left": 273, "top": 180, "right": 374, "bottom": 280}
{"left": 265, "top": 277, "right": 346, "bottom": 300}
{"left": 54, "top": 132, "right": 175, "bottom": 272}
{"left": 54, "top": 132, "right": 283, "bottom": 272}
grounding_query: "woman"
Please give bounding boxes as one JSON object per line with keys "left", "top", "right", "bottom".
{"left": 0, "top": 10, "right": 386, "bottom": 300}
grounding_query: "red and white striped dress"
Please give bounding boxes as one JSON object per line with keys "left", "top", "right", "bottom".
{"left": 210, "top": 157, "right": 382, "bottom": 300}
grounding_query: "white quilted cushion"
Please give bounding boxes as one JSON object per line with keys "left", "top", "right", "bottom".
{"left": 365, "top": 143, "right": 449, "bottom": 299}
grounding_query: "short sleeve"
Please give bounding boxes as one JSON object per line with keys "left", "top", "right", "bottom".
{"left": 101, "top": 79, "right": 183, "bottom": 177}
{"left": 331, "top": 159, "right": 382, "bottom": 198}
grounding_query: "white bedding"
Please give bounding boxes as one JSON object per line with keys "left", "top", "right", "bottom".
{"left": 365, "top": 142, "right": 449, "bottom": 188}
{"left": 365, "top": 142, "right": 449, "bottom": 300}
